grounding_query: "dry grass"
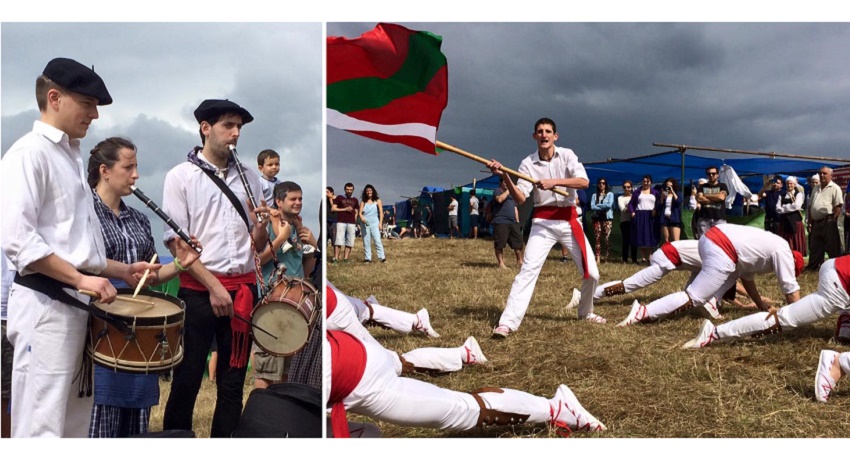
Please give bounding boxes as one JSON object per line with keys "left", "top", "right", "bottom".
{"left": 147, "top": 366, "right": 254, "bottom": 438}
{"left": 328, "top": 236, "right": 850, "bottom": 438}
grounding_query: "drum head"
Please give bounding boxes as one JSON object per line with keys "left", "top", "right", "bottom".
{"left": 252, "top": 301, "right": 309, "bottom": 356}
{"left": 92, "top": 288, "right": 184, "bottom": 320}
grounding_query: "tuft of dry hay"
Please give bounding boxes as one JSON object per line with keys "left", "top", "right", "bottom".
{"left": 328, "top": 237, "right": 850, "bottom": 438}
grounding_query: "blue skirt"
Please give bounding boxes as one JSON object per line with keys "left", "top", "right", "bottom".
{"left": 631, "top": 210, "right": 658, "bottom": 248}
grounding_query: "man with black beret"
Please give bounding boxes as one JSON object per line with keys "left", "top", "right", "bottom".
{"left": 161, "top": 99, "right": 269, "bottom": 437}
{"left": 1, "top": 57, "right": 158, "bottom": 437}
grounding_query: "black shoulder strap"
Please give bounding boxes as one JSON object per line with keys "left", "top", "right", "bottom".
{"left": 200, "top": 167, "right": 251, "bottom": 230}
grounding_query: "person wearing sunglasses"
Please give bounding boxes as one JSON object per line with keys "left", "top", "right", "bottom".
{"left": 695, "top": 166, "right": 728, "bottom": 238}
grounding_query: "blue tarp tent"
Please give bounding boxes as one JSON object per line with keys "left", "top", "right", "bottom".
{"left": 583, "top": 150, "right": 847, "bottom": 192}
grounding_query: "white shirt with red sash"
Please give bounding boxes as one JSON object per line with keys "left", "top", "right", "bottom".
{"left": 497, "top": 146, "right": 601, "bottom": 331}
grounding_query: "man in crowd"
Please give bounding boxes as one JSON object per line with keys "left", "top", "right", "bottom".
{"left": 806, "top": 166, "right": 844, "bottom": 270}
{"left": 332, "top": 183, "right": 358, "bottom": 262}
{"left": 161, "top": 99, "right": 269, "bottom": 437}
{"left": 695, "top": 165, "right": 728, "bottom": 238}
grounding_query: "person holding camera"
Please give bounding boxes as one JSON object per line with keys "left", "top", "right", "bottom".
{"left": 659, "top": 177, "right": 682, "bottom": 243}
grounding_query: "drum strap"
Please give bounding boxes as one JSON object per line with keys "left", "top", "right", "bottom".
{"left": 13, "top": 273, "right": 133, "bottom": 335}
{"left": 12, "top": 272, "right": 136, "bottom": 398}
{"left": 199, "top": 167, "right": 278, "bottom": 296}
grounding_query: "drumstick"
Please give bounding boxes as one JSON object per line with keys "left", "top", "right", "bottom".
{"left": 79, "top": 290, "right": 156, "bottom": 307}
{"left": 133, "top": 253, "right": 158, "bottom": 298}
{"left": 233, "top": 313, "right": 278, "bottom": 340}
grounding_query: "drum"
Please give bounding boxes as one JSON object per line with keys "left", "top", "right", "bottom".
{"left": 835, "top": 310, "right": 850, "bottom": 345}
{"left": 87, "top": 288, "right": 185, "bottom": 373}
{"left": 252, "top": 276, "right": 319, "bottom": 357}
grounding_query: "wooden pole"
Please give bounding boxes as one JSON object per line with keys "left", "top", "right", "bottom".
{"left": 653, "top": 142, "right": 850, "bottom": 164}
{"left": 436, "top": 140, "right": 569, "bottom": 198}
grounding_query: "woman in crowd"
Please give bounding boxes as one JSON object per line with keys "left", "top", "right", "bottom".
{"left": 87, "top": 137, "right": 200, "bottom": 437}
{"left": 618, "top": 180, "right": 638, "bottom": 264}
{"left": 590, "top": 177, "right": 614, "bottom": 264}
{"left": 777, "top": 176, "right": 807, "bottom": 256}
{"left": 659, "top": 177, "right": 682, "bottom": 243}
{"left": 359, "top": 184, "right": 386, "bottom": 263}
{"left": 628, "top": 175, "right": 660, "bottom": 264}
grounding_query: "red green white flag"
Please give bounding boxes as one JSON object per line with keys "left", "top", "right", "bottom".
{"left": 327, "top": 23, "right": 449, "bottom": 155}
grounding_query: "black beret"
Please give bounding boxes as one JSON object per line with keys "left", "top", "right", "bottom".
{"left": 193, "top": 99, "right": 254, "bottom": 125}
{"left": 42, "top": 57, "right": 112, "bottom": 106}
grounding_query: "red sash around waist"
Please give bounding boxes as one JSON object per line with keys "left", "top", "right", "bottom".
{"left": 328, "top": 330, "right": 367, "bottom": 438}
{"left": 180, "top": 272, "right": 256, "bottom": 368}
{"left": 532, "top": 206, "right": 589, "bottom": 279}
{"left": 834, "top": 255, "right": 850, "bottom": 297}
{"left": 704, "top": 227, "right": 738, "bottom": 264}
{"left": 660, "top": 242, "right": 682, "bottom": 267}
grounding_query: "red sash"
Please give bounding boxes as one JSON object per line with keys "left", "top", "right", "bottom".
{"left": 325, "top": 285, "right": 338, "bottom": 318}
{"left": 179, "top": 272, "right": 256, "bottom": 368}
{"left": 704, "top": 227, "right": 738, "bottom": 264}
{"left": 532, "top": 206, "right": 589, "bottom": 279}
{"left": 327, "top": 330, "right": 367, "bottom": 438}
{"left": 834, "top": 255, "right": 850, "bottom": 296}
{"left": 660, "top": 242, "right": 682, "bottom": 267}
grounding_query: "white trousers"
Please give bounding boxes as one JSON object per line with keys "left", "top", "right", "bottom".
{"left": 328, "top": 289, "right": 461, "bottom": 372}
{"left": 350, "top": 295, "right": 416, "bottom": 334}
{"left": 344, "top": 339, "right": 551, "bottom": 431}
{"left": 7, "top": 285, "right": 92, "bottom": 437}
{"left": 595, "top": 250, "right": 699, "bottom": 299}
{"left": 716, "top": 259, "right": 850, "bottom": 339}
{"left": 500, "top": 218, "right": 599, "bottom": 330}
{"left": 643, "top": 239, "right": 736, "bottom": 321}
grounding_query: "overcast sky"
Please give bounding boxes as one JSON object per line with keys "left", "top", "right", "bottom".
{"left": 328, "top": 23, "right": 850, "bottom": 204}
{"left": 1, "top": 22, "right": 322, "bottom": 256}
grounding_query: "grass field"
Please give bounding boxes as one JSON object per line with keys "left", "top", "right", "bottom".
{"left": 328, "top": 235, "right": 850, "bottom": 438}
{"left": 147, "top": 362, "right": 254, "bottom": 438}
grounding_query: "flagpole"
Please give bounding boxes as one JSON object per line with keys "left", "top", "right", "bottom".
{"left": 436, "top": 140, "right": 570, "bottom": 198}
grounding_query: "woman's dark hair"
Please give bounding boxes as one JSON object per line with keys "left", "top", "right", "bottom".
{"left": 596, "top": 177, "right": 609, "bottom": 201}
{"left": 87, "top": 137, "right": 137, "bottom": 188}
{"left": 663, "top": 177, "right": 679, "bottom": 192}
{"left": 361, "top": 184, "right": 379, "bottom": 202}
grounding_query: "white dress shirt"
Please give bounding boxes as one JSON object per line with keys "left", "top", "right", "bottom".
{"left": 1, "top": 121, "right": 107, "bottom": 275}
{"left": 515, "top": 146, "right": 587, "bottom": 208}
{"left": 161, "top": 151, "right": 265, "bottom": 276}
{"left": 714, "top": 223, "right": 799, "bottom": 295}
{"left": 776, "top": 190, "right": 804, "bottom": 214}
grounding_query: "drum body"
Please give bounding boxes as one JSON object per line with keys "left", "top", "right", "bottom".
{"left": 835, "top": 310, "right": 850, "bottom": 345}
{"left": 87, "top": 288, "right": 185, "bottom": 373}
{"left": 252, "top": 276, "right": 318, "bottom": 357}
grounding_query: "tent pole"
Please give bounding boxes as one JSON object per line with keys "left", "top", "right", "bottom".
{"left": 653, "top": 142, "right": 849, "bottom": 163}
{"left": 679, "top": 147, "right": 686, "bottom": 201}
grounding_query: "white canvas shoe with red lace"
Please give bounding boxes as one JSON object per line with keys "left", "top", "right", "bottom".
{"left": 492, "top": 324, "right": 512, "bottom": 339}
{"left": 549, "top": 384, "right": 606, "bottom": 435}
{"left": 617, "top": 300, "right": 647, "bottom": 327}
{"left": 462, "top": 336, "right": 488, "bottom": 365}
{"left": 413, "top": 308, "right": 440, "bottom": 338}
{"left": 682, "top": 319, "right": 718, "bottom": 350}
{"left": 815, "top": 349, "right": 839, "bottom": 403}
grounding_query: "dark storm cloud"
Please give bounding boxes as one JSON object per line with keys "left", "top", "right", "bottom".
{"left": 328, "top": 22, "right": 850, "bottom": 205}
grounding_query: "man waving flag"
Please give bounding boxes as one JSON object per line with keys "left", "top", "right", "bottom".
{"left": 327, "top": 23, "right": 449, "bottom": 155}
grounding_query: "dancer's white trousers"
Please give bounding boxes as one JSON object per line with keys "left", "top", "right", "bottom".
{"left": 500, "top": 218, "right": 599, "bottom": 330}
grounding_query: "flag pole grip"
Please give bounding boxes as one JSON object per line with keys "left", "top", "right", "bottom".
{"left": 435, "top": 140, "right": 569, "bottom": 198}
